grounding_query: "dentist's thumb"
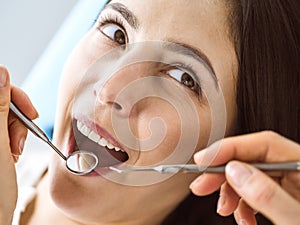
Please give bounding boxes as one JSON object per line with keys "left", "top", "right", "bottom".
{"left": 0, "top": 66, "right": 11, "bottom": 148}
{"left": 225, "top": 161, "right": 300, "bottom": 225}
{"left": 0, "top": 66, "right": 10, "bottom": 102}
{"left": 0, "top": 66, "right": 17, "bottom": 225}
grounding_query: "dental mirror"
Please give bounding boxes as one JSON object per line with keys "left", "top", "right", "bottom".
{"left": 9, "top": 102, "right": 98, "bottom": 175}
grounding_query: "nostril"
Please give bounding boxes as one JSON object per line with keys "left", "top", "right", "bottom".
{"left": 113, "top": 102, "right": 122, "bottom": 110}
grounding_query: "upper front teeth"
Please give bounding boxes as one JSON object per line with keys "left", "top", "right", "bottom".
{"left": 76, "top": 120, "right": 123, "bottom": 152}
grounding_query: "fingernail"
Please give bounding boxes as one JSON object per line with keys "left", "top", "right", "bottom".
{"left": 194, "top": 141, "right": 221, "bottom": 163}
{"left": 194, "top": 151, "right": 202, "bottom": 161}
{"left": 235, "top": 211, "right": 248, "bottom": 225}
{"left": 19, "top": 137, "right": 25, "bottom": 154}
{"left": 189, "top": 175, "right": 203, "bottom": 190}
{"left": 217, "top": 195, "right": 225, "bottom": 214}
{"left": 239, "top": 219, "right": 248, "bottom": 225}
{"left": 194, "top": 150, "right": 207, "bottom": 162}
{"left": 12, "top": 155, "right": 19, "bottom": 163}
{"left": 226, "top": 161, "right": 252, "bottom": 187}
{"left": 0, "top": 68, "right": 7, "bottom": 88}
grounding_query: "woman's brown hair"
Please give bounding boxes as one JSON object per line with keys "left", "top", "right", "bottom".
{"left": 234, "top": 0, "right": 300, "bottom": 142}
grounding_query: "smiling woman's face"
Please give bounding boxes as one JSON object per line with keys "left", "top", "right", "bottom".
{"left": 48, "top": 0, "right": 238, "bottom": 224}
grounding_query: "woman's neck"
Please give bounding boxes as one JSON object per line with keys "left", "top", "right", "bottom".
{"left": 21, "top": 173, "right": 187, "bottom": 225}
{"left": 21, "top": 174, "right": 76, "bottom": 225}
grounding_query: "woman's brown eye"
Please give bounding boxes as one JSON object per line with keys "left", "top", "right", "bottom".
{"left": 167, "top": 68, "right": 197, "bottom": 91}
{"left": 101, "top": 24, "right": 126, "bottom": 45}
{"left": 114, "top": 29, "right": 126, "bottom": 45}
{"left": 181, "top": 73, "right": 195, "bottom": 88}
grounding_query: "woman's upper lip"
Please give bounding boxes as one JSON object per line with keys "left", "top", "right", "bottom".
{"left": 73, "top": 114, "right": 126, "bottom": 152}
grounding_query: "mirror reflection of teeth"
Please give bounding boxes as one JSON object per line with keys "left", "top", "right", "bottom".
{"left": 78, "top": 154, "right": 96, "bottom": 171}
{"left": 76, "top": 120, "right": 125, "bottom": 153}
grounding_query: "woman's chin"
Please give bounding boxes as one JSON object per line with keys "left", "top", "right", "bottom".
{"left": 47, "top": 160, "right": 85, "bottom": 215}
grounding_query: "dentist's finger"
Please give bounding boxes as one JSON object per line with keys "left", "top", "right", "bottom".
{"left": 0, "top": 66, "right": 12, "bottom": 162}
{"left": 8, "top": 114, "right": 27, "bottom": 159}
{"left": 190, "top": 173, "right": 225, "bottom": 196}
{"left": 0, "top": 66, "right": 18, "bottom": 224}
{"left": 281, "top": 171, "right": 300, "bottom": 201}
{"left": 226, "top": 161, "right": 300, "bottom": 225}
{"left": 192, "top": 131, "right": 300, "bottom": 196}
{"left": 194, "top": 131, "right": 300, "bottom": 167}
{"left": 8, "top": 86, "right": 38, "bottom": 157}
{"left": 217, "top": 182, "right": 240, "bottom": 216}
{"left": 234, "top": 199, "right": 257, "bottom": 225}
{"left": 11, "top": 85, "right": 39, "bottom": 119}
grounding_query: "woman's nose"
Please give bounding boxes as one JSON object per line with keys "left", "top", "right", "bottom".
{"left": 93, "top": 63, "right": 156, "bottom": 117}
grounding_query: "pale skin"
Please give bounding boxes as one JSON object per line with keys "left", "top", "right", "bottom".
{"left": 190, "top": 131, "right": 300, "bottom": 225}
{"left": 0, "top": 1, "right": 299, "bottom": 225}
{"left": 0, "top": 66, "right": 39, "bottom": 225}
{"left": 40, "top": 0, "right": 237, "bottom": 224}
{"left": 0, "top": 0, "right": 238, "bottom": 224}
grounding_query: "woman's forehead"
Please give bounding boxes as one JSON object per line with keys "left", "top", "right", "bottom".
{"left": 110, "top": 0, "right": 229, "bottom": 27}
{"left": 104, "top": 0, "right": 237, "bottom": 85}
{"left": 106, "top": 0, "right": 231, "bottom": 45}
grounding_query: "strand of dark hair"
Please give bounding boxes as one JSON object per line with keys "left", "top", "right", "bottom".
{"left": 235, "top": 0, "right": 300, "bottom": 142}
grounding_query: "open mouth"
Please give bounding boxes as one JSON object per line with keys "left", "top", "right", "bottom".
{"left": 72, "top": 118, "right": 129, "bottom": 168}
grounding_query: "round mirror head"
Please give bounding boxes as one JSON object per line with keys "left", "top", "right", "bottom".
{"left": 66, "top": 150, "right": 98, "bottom": 175}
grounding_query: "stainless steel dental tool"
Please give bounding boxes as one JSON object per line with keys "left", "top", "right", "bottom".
{"left": 109, "top": 162, "right": 300, "bottom": 174}
{"left": 9, "top": 102, "right": 98, "bottom": 175}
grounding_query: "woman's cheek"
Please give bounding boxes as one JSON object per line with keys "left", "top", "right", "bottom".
{"left": 128, "top": 99, "right": 183, "bottom": 165}
{"left": 58, "top": 30, "right": 115, "bottom": 108}
{"left": 62, "top": 28, "right": 115, "bottom": 80}
{"left": 133, "top": 95, "right": 215, "bottom": 165}
{"left": 196, "top": 110, "right": 212, "bottom": 151}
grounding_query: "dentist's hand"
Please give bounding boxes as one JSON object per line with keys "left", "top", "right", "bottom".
{"left": 190, "top": 131, "right": 300, "bottom": 225}
{"left": 0, "top": 66, "right": 38, "bottom": 225}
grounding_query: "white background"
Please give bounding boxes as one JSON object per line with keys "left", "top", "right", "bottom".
{"left": 0, "top": 0, "right": 78, "bottom": 85}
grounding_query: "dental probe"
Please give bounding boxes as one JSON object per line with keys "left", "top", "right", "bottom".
{"left": 109, "top": 162, "right": 300, "bottom": 174}
{"left": 9, "top": 102, "right": 67, "bottom": 160}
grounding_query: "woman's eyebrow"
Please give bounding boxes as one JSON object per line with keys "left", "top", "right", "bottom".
{"left": 103, "top": 2, "right": 139, "bottom": 29}
{"left": 166, "top": 39, "right": 218, "bottom": 85}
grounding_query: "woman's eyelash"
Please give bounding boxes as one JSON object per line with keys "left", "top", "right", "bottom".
{"left": 176, "top": 63, "right": 195, "bottom": 76}
{"left": 166, "top": 63, "right": 203, "bottom": 97}
{"left": 96, "top": 14, "right": 126, "bottom": 31}
{"left": 173, "top": 63, "right": 199, "bottom": 84}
